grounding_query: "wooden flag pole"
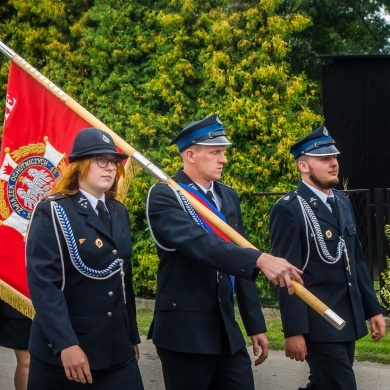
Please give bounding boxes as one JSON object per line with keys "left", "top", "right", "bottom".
{"left": 0, "top": 41, "right": 345, "bottom": 330}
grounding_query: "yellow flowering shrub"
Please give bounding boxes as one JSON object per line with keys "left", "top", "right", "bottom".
{"left": 0, "top": 0, "right": 321, "bottom": 298}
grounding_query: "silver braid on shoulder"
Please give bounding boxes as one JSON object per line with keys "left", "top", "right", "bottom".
{"left": 51, "top": 201, "right": 126, "bottom": 302}
{"left": 297, "top": 195, "right": 345, "bottom": 265}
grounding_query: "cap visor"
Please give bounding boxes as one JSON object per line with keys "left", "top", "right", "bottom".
{"left": 305, "top": 145, "right": 340, "bottom": 156}
{"left": 69, "top": 149, "right": 128, "bottom": 162}
{"left": 195, "top": 136, "right": 232, "bottom": 147}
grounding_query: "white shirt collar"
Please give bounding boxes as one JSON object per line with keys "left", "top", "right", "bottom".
{"left": 301, "top": 180, "right": 334, "bottom": 207}
{"left": 193, "top": 181, "right": 221, "bottom": 210}
{"left": 194, "top": 181, "right": 215, "bottom": 195}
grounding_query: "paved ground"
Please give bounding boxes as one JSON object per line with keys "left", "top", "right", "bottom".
{"left": 1, "top": 337, "right": 389, "bottom": 389}
{"left": 1, "top": 302, "right": 389, "bottom": 388}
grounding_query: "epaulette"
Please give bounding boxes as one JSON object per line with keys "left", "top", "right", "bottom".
{"left": 111, "top": 197, "right": 123, "bottom": 205}
{"left": 47, "top": 193, "right": 67, "bottom": 200}
{"left": 332, "top": 188, "right": 348, "bottom": 203}
{"left": 276, "top": 190, "right": 298, "bottom": 204}
{"left": 332, "top": 188, "right": 346, "bottom": 198}
{"left": 217, "top": 181, "right": 234, "bottom": 192}
{"left": 38, "top": 193, "right": 67, "bottom": 204}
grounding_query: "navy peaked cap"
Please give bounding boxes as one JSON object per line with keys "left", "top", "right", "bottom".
{"left": 68, "top": 127, "right": 128, "bottom": 163}
{"left": 170, "top": 114, "right": 232, "bottom": 152}
{"left": 290, "top": 125, "right": 340, "bottom": 159}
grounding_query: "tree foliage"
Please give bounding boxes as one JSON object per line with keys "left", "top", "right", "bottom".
{"left": 0, "top": 0, "right": 338, "bottom": 298}
{"left": 380, "top": 225, "right": 390, "bottom": 311}
{"left": 278, "top": 0, "right": 390, "bottom": 82}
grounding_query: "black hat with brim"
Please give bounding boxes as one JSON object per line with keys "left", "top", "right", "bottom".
{"left": 68, "top": 127, "right": 128, "bottom": 163}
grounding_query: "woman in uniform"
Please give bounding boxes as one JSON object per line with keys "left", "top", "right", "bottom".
{"left": 26, "top": 127, "right": 144, "bottom": 389}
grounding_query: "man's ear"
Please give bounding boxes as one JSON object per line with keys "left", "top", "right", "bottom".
{"left": 184, "top": 148, "right": 195, "bottom": 163}
{"left": 298, "top": 159, "right": 309, "bottom": 173}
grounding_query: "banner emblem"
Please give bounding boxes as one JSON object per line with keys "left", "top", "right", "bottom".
{"left": 1, "top": 140, "right": 64, "bottom": 236}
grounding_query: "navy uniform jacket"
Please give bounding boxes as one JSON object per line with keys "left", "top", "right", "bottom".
{"left": 26, "top": 192, "right": 140, "bottom": 370}
{"left": 270, "top": 181, "right": 383, "bottom": 342}
{"left": 146, "top": 168, "right": 266, "bottom": 355}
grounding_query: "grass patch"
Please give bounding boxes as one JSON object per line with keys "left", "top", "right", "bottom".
{"left": 137, "top": 306, "right": 390, "bottom": 364}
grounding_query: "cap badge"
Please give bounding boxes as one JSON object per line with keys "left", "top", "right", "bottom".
{"left": 323, "top": 127, "right": 329, "bottom": 136}
{"left": 102, "top": 134, "right": 110, "bottom": 144}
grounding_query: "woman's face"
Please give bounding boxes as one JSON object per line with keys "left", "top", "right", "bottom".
{"left": 78, "top": 154, "right": 120, "bottom": 198}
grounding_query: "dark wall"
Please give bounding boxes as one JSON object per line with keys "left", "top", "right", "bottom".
{"left": 322, "top": 56, "right": 390, "bottom": 190}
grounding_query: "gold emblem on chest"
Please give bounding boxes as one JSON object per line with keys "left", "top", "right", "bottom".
{"left": 325, "top": 229, "right": 332, "bottom": 239}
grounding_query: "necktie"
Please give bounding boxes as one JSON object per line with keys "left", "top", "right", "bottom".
{"left": 326, "top": 196, "right": 339, "bottom": 224}
{"left": 206, "top": 190, "right": 214, "bottom": 201}
{"left": 206, "top": 190, "right": 217, "bottom": 208}
{"left": 96, "top": 200, "right": 111, "bottom": 232}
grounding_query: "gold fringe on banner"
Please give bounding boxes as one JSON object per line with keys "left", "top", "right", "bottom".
{"left": 116, "top": 159, "right": 140, "bottom": 203}
{"left": 0, "top": 280, "right": 35, "bottom": 319}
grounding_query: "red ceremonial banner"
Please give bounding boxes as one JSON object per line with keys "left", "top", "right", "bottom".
{"left": 0, "top": 62, "right": 90, "bottom": 313}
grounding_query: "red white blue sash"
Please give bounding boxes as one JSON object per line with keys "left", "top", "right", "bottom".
{"left": 178, "top": 183, "right": 235, "bottom": 295}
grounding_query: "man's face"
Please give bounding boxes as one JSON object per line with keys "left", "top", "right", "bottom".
{"left": 190, "top": 145, "right": 228, "bottom": 184}
{"left": 300, "top": 155, "right": 339, "bottom": 191}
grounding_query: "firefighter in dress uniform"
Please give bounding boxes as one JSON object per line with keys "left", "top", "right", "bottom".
{"left": 270, "top": 126, "right": 386, "bottom": 390}
{"left": 146, "top": 114, "right": 303, "bottom": 389}
{"left": 26, "top": 128, "right": 144, "bottom": 389}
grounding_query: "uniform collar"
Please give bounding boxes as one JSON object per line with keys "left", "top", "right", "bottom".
{"left": 79, "top": 188, "right": 106, "bottom": 211}
{"left": 193, "top": 180, "right": 215, "bottom": 196}
{"left": 301, "top": 180, "right": 334, "bottom": 209}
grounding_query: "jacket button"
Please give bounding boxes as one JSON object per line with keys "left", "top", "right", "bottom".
{"left": 48, "top": 343, "right": 53, "bottom": 348}
{"left": 108, "top": 291, "right": 114, "bottom": 297}
{"left": 172, "top": 303, "right": 176, "bottom": 307}
{"left": 348, "top": 283, "right": 352, "bottom": 287}
{"left": 107, "top": 312, "right": 113, "bottom": 317}
{"left": 112, "top": 249, "right": 118, "bottom": 256}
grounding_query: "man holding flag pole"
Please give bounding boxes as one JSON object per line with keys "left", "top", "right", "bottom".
{"left": 145, "top": 113, "right": 303, "bottom": 390}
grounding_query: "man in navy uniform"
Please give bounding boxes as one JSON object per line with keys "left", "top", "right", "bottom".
{"left": 146, "top": 113, "right": 303, "bottom": 389}
{"left": 270, "top": 125, "right": 386, "bottom": 390}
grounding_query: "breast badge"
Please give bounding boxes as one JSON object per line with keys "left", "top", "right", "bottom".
{"left": 325, "top": 229, "right": 332, "bottom": 239}
{"left": 95, "top": 238, "right": 103, "bottom": 248}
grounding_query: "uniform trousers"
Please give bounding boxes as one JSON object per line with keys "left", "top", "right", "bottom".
{"left": 27, "top": 354, "right": 144, "bottom": 390}
{"left": 156, "top": 346, "right": 255, "bottom": 390}
{"left": 305, "top": 341, "right": 356, "bottom": 390}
